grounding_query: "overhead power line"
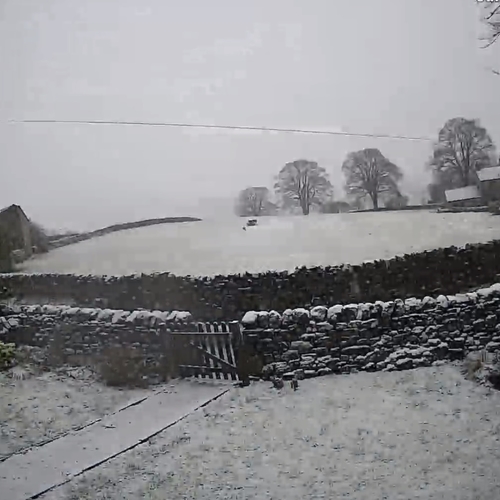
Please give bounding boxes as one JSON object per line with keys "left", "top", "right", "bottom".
{"left": 8, "top": 118, "right": 434, "bottom": 142}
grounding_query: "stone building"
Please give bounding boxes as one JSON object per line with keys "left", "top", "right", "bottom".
{"left": 444, "top": 166, "right": 500, "bottom": 208}
{"left": 478, "top": 166, "right": 500, "bottom": 203}
{"left": 0, "top": 204, "right": 33, "bottom": 259}
{"left": 444, "top": 185, "right": 482, "bottom": 208}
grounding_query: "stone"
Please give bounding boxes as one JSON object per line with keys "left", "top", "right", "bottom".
{"left": 310, "top": 306, "right": 327, "bottom": 322}
{"left": 327, "top": 305, "right": 343, "bottom": 322}
{"left": 7, "top": 318, "right": 19, "bottom": 329}
{"left": 342, "top": 345, "right": 371, "bottom": 356}
{"left": 268, "top": 310, "right": 282, "bottom": 328}
{"left": 436, "top": 295, "right": 449, "bottom": 308}
{"left": 282, "top": 309, "right": 294, "bottom": 326}
{"left": 317, "top": 367, "right": 332, "bottom": 376}
{"left": 312, "top": 347, "right": 328, "bottom": 356}
{"left": 486, "top": 341, "right": 500, "bottom": 351}
{"left": 111, "top": 310, "right": 127, "bottom": 324}
{"left": 257, "top": 311, "right": 270, "bottom": 328}
{"left": 486, "top": 314, "right": 497, "bottom": 329}
{"left": 177, "top": 311, "right": 193, "bottom": 322}
{"left": 274, "top": 362, "right": 289, "bottom": 375}
{"left": 282, "top": 349, "right": 299, "bottom": 361}
{"left": 290, "top": 340, "right": 313, "bottom": 354}
{"left": 404, "top": 297, "right": 421, "bottom": 311}
{"left": 316, "top": 321, "right": 334, "bottom": 333}
{"left": 261, "top": 364, "right": 275, "bottom": 378}
{"left": 292, "top": 308, "right": 310, "bottom": 324}
{"left": 242, "top": 311, "right": 259, "bottom": 327}
{"left": 300, "top": 333, "right": 316, "bottom": 342}
{"left": 361, "top": 318, "right": 378, "bottom": 329}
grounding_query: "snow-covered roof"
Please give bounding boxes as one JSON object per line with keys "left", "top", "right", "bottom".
{"left": 444, "top": 186, "right": 480, "bottom": 202}
{"left": 478, "top": 166, "right": 500, "bottom": 182}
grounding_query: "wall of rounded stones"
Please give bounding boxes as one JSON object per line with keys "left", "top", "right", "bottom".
{"left": 240, "top": 284, "right": 500, "bottom": 380}
{"left": 2, "top": 241, "right": 500, "bottom": 321}
{"left": 0, "top": 305, "right": 194, "bottom": 384}
{"left": 2, "top": 283, "right": 500, "bottom": 383}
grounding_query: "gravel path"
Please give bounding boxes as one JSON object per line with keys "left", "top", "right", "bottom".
{"left": 0, "top": 368, "right": 149, "bottom": 461}
{"left": 42, "top": 364, "right": 500, "bottom": 500}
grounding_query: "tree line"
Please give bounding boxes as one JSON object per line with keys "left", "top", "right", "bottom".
{"left": 235, "top": 116, "right": 498, "bottom": 217}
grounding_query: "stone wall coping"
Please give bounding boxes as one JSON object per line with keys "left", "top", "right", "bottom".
{"left": 9, "top": 304, "right": 193, "bottom": 326}
{"left": 241, "top": 283, "right": 500, "bottom": 326}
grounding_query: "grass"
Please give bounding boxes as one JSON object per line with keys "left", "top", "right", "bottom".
{"left": 97, "top": 345, "right": 152, "bottom": 388}
{"left": 48, "top": 365, "right": 500, "bottom": 500}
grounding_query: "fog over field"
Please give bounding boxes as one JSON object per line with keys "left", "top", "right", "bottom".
{"left": 1, "top": 0, "right": 499, "bottom": 232}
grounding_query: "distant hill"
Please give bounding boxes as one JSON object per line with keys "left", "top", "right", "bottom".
{"left": 49, "top": 216, "right": 201, "bottom": 249}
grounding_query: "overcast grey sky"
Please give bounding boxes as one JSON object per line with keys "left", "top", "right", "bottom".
{"left": 1, "top": 0, "right": 499, "bottom": 231}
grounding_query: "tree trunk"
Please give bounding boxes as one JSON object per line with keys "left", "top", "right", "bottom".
{"left": 302, "top": 204, "right": 310, "bottom": 215}
{"left": 370, "top": 192, "right": 379, "bottom": 210}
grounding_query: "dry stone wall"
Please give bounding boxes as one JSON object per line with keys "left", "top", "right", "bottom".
{"left": 0, "top": 305, "right": 194, "bottom": 384}
{"left": 2, "top": 283, "right": 500, "bottom": 383}
{"left": 2, "top": 241, "right": 500, "bottom": 321}
{"left": 241, "top": 284, "right": 500, "bottom": 380}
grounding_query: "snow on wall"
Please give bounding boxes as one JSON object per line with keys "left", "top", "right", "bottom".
{"left": 240, "top": 283, "right": 500, "bottom": 380}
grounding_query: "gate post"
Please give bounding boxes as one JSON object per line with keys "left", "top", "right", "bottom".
{"left": 229, "top": 321, "right": 250, "bottom": 386}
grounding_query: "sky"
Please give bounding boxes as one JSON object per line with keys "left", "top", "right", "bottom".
{"left": 0, "top": 0, "right": 499, "bottom": 232}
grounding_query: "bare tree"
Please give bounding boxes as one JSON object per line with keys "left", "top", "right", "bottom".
{"left": 384, "top": 192, "right": 409, "bottom": 209}
{"left": 427, "top": 182, "right": 446, "bottom": 204}
{"left": 429, "top": 117, "right": 495, "bottom": 189}
{"left": 274, "top": 160, "right": 333, "bottom": 215}
{"left": 481, "top": 3, "right": 500, "bottom": 48}
{"left": 235, "top": 187, "right": 272, "bottom": 217}
{"left": 478, "top": 4, "right": 500, "bottom": 75}
{"left": 342, "top": 148, "right": 403, "bottom": 210}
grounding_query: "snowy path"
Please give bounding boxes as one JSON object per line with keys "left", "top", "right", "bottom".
{"left": 42, "top": 365, "right": 500, "bottom": 500}
{"left": 0, "top": 380, "right": 230, "bottom": 500}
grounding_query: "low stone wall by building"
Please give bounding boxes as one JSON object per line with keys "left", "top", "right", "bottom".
{"left": 240, "top": 284, "right": 500, "bottom": 380}
{"left": 0, "top": 305, "right": 195, "bottom": 385}
{"left": 2, "top": 240, "right": 500, "bottom": 321}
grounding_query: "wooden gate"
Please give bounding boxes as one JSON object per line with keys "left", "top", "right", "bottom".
{"left": 169, "top": 322, "right": 241, "bottom": 381}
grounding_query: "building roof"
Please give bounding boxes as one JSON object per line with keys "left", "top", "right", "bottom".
{"left": 478, "top": 166, "right": 500, "bottom": 182}
{"left": 444, "top": 186, "right": 480, "bottom": 202}
{"left": 0, "top": 204, "right": 29, "bottom": 221}
{"left": 0, "top": 205, "right": 15, "bottom": 215}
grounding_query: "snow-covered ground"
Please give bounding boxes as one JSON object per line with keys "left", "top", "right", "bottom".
{"left": 0, "top": 367, "right": 148, "bottom": 461}
{"left": 21, "top": 211, "right": 500, "bottom": 276}
{"left": 43, "top": 364, "right": 500, "bottom": 500}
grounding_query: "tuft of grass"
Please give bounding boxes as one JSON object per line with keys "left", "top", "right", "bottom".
{"left": 463, "top": 350, "right": 487, "bottom": 379}
{"left": 0, "top": 340, "right": 16, "bottom": 370}
{"left": 97, "top": 345, "right": 151, "bottom": 388}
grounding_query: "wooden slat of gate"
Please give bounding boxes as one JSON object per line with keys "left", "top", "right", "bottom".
{"left": 217, "top": 323, "right": 230, "bottom": 381}
{"left": 226, "top": 322, "right": 239, "bottom": 381}
{"left": 197, "top": 323, "right": 209, "bottom": 379}
{"left": 214, "top": 323, "right": 228, "bottom": 380}
{"left": 207, "top": 323, "right": 220, "bottom": 380}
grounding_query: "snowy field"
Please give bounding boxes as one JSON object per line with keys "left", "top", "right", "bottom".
{"left": 42, "top": 365, "right": 500, "bottom": 500}
{"left": 0, "top": 367, "right": 148, "bottom": 461}
{"left": 23, "top": 211, "right": 500, "bottom": 276}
